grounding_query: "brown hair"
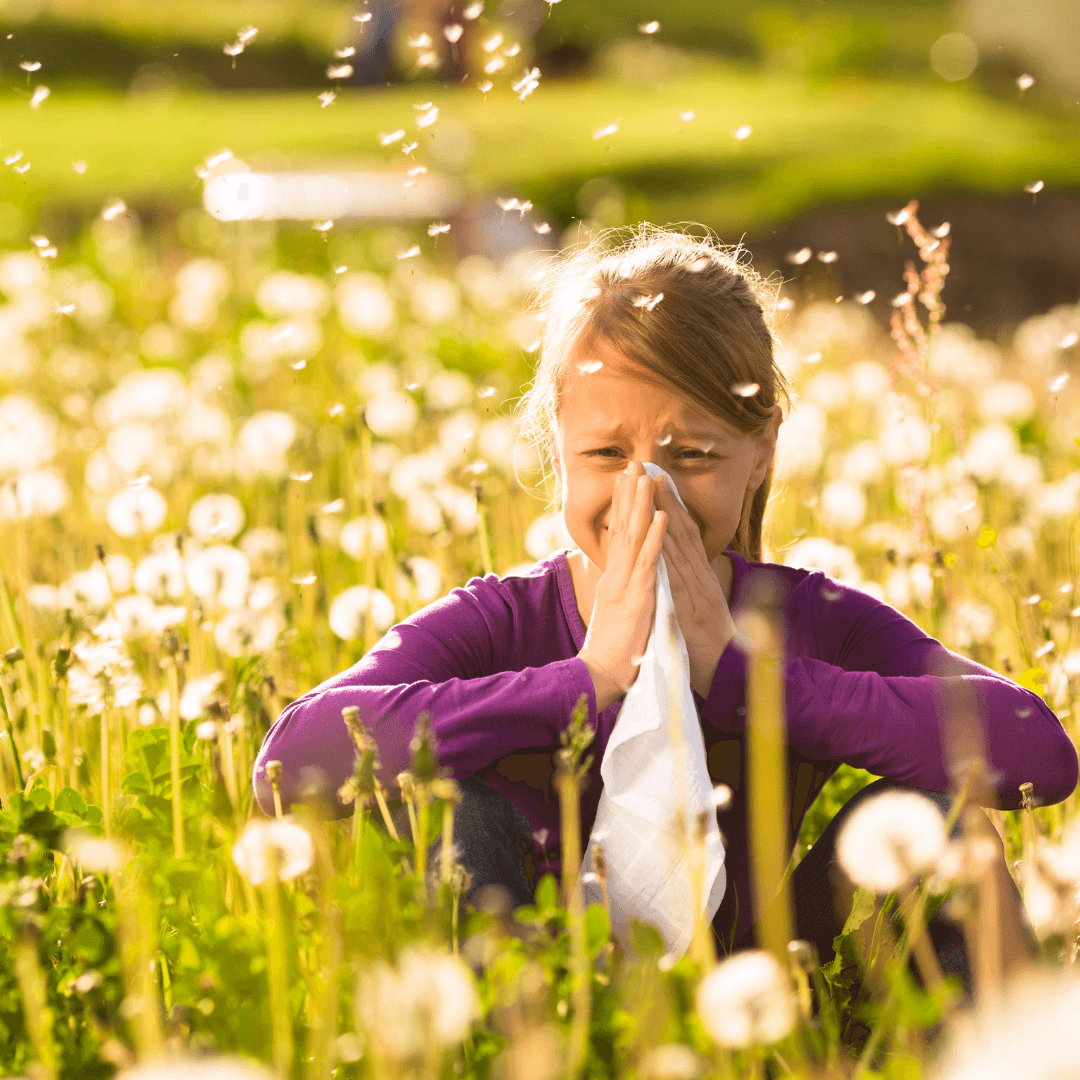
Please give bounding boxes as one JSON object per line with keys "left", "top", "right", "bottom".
{"left": 515, "top": 223, "right": 791, "bottom": 561}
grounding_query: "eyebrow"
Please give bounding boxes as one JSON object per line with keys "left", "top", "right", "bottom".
{"left": 577, "top": 423, "right": 727, "bottom": 441}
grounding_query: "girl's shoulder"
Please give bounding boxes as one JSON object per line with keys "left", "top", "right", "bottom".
{"left": 728, "top": 548, "right": 930, "bottom": 664}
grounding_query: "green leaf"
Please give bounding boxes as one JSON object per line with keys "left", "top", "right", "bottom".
{"left": 534, "top": 873, "right": 558, "bottom": 912}
{"left": 54, "top": 787, "right": 87, "bottom": 817}
{"left": 584, "top": 902, "right": 610, "bottom": 959}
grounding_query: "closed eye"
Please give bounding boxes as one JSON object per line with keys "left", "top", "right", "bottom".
{"left": 583, "top": 448, "right": 719, "bottom": 461}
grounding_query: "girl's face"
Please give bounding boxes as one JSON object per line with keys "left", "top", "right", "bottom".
{"left": 550, "top": 341, "right": 782, "bottom": 573}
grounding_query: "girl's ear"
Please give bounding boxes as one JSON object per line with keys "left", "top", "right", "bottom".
{"left": 747, "top": 405, "right": 783, "bottom": 492}
{"left": 550, "top": 435, "right": 562, "bottom": 482}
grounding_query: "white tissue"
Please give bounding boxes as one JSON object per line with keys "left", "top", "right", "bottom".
{"left": 579, "top": 461, "right": 726, "bottom": 959}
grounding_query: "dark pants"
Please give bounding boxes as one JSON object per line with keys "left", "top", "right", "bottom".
{"left": 442, "top": 776, "right": 1036, "bottom": 993}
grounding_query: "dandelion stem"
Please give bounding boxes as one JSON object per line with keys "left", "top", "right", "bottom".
{"left": 12, "top": 921, "right": 58, "bottom": 1080}
{"left": 115, "top": 863, "right": 165, "bottom": 1059}
{"left": 100, "top": 703, "right": 110, "bottom": 837}
{"left": 373, "top": 781, "right": 399, "bottom": 840}
{"left": 167, "top": 660, "right": 184, "bottom": 857}
{"left": 265, "top": 852, "right": 294, "bottom": 1079}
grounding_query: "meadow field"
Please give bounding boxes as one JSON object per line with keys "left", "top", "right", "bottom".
{"left": 1, "top": 5, "right": 1080, "bottom": 1076}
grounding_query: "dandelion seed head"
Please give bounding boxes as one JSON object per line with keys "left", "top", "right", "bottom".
{"left": 223, "top": 42, "right": 244, "bottom": 57}
{"left": 379, "top": 129, "right": 405, "bottom": 147}
{"left": 20, "top": 60, "right": 42, "bottom": 72}
{"left": 353, "top": 11, "right": 373, "bottom": 23}
{"left": 416, "top": 106, "right": 439, "bottom": 128}
{"left": 397, "top": 244, "right": 421, "bottom": 260}
{"left": 232, "top": 818, "right": 313, "bottom": 885}
{"left": 478, "top": 79, "right": 494, "bottom": 94}
{"left": 101, "top": 199, "right": 127, "bottom": 222}
{"left": 837, "top": 791, "right": 947, "bottom": 892}
{"left": 189, "top": 493, "right": 246, "bottom": 544}
{"left": 64, "top": 831, "right": 128, "bottom": 874}
{"left": 696, "top": 951, "right": 796, "bottom": 1049}
{"left": 13, "top": 161, "right": 31, "bottom": 174}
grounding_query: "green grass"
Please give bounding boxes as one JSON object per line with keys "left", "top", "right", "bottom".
{"left": 4, "top": 62, "right": 1078, "bottom": 235}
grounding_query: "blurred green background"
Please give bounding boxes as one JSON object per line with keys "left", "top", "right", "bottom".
{"left": 0, "top": 0, "right": 1077, "bottom": 334}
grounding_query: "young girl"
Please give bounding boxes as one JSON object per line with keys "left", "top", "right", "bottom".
{"left": 254, "top": 225, "right": 1077, "bottom": 966}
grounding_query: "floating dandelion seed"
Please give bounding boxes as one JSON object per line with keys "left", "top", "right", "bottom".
{"left": 886, "top": 205, "right": 912, "bottom": 226}
{"left": 477, "top": 386, "right": 497, "bottom": 398}
{"left": 593, "top": 120, "right": 620, "bottom": 140}
{"left": 19, "top": 60, "right": 41, "bottom": 72}
{"left": 503, "top": 43, "right": 521, "bottom": 58}
{"left": 1059, "top": 331, "right": 1078, "bottom": 349}
{"left": 577, "top": 360, "right": 603, "bottom": 374}
{"left": 353, "top": 11, "right": 373, "bottom": 23}
{"left": 679, "top": 109, "right": 695, "bottom": 122}
{"left": 786, "top": 247, "right": 812, "bottom": 265}
{"left": 733, "top": 382, "right": 760, "bottom": 398}
{"left": 406, "top": 165, "right": 427, "bottom": 178}
{"left": 327, "top": 64, "right": 354, "bottom": 79}
{"left": 805, "top": 351, "right": 823, "bottom": 364}
{"left": 379, "top": 129, "right": 405, "bottom": 147}
{"left": 329, "top": 403, "right": 346, "bottom": 417}
{"left": 29, "top": 85, "right": 50, "bottom": 108}
{"left": 1049, "top": 373, "right": 1069, "bottom": 392}
{"left": 397, "top": 245, "right": 420, "bottom": 260}
{"left": 408, "top": 33, "right": 433, "bottom": 49}
{"left": 416, "top": 50, "right": 440, "bottom": 69}
{"left": 483, "top": 32, "right": 504, "bottom": 52}
{"left": 857, "top": 290, "right": 876, "bottom": 304}
{"left": 478, "top": 79, "right": 494, "bottom": 94}
{"left": 291, "top": 573, "right": 317, "bottom": 586}
{"left": 534, "top": 221, "right": 551, "bottom": 234}
{"left": 401, "top": 140, "right": 419, "bottom": 154}
{"left": 289, "top": 359, "right": 307, "bottom": 370}
{"left": 101, "top": 199, "right": 126, "bottom": 221}
{"left": 416, "top": 106, "right": 439, "bottom": 128}
{"left": 288, "top": 471, "right": 313, "bottom": 482}
{"left": 224, "top": 42, "right": 244, "bottom": 58}
{"left": 427, "top": 221, "right": 451, "bottom": 237}
{"left": 444, "top": 24, "right": 464, "bottom": 43}
{"left": 484, "top": 56, "right": 506, "bottom": 74}
{"left": 312, "top": 219, "right": 333, "bottom": 232}
{"left": 38, "top": 245, "right": 57, "bottom": 258}
{"left": 733, "top": 124, "right": 752, "bottom": 140}
{"left": 632, "top": 292, "right": 664, "bottom": 311}
{"left": 775, "top": 295, "right": 793, "bottom": 310}
{"left": 72, "top": 159, "right": 87, "bottom": 173}
{"left": 638, "top": 21, "right": 660, "bottom": 34}
{"left": 322, "top": 499, "right": 346, "bottom": 515}
{"left": 892, "top": 291, "right": 913, "bottom": 306}
{"left": 238, "top": 26, "right": 258, "bottom": 44}
{"left": 932, "top": 221, "right": 951, "bottom": 237}
{"left": 513, "top": 67, "right": 541, "bottom": 100}
{"left": 1024, "top": 180, "right": 1044, "bottom": 194}
{"left": 30, "top": 234, "right": 49, "bottom": 248}
{"left": 55, "top": 302, "right": 76, "bottom": 316}
{"left": 5, "top": 152, "right": 23, "bottom": 165}
{"left": 463, "top": 0, "right": 484, "bottom": 17}
{"left": 318, "top": 90, "right": 337, "bottom": 107}
{"left": 13, "top": 162, "right": 30, "bottom": 173}
{"left": 334, "top": 46, "right": 357, "bottom": 59}
{"left": 817, "top": 250, "right": 838, "bottom": 263}
{"left": 1017, "top": 73, "right": 1034, "bottom": 91}
{"left": 413, "top": 100, "right": 434, "bottom": 110}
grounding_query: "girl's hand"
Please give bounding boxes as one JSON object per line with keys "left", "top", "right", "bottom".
{"left": 578, "top": 461, "right": 668, "bottom": 712}
{"left": 654, "top": 475, "right": 737, "bottom": 700}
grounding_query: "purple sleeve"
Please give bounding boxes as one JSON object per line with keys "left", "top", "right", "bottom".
{"left": 253, "top": 578, "right": 597, "bottom": 818}
{"left": 698, "top": 574, "right": 1078, "bottom": 810}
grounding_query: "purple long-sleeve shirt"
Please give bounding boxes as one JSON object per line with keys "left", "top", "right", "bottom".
{"left": 254, "top": 547, "right": 1077, "bottom": 942}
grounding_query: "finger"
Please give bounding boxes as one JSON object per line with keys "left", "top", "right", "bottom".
{"left": 626, "top": 473, "right": 656, "bottom": 553}
{"left": 633, "top": 509, "right": 666, "bottom": 577}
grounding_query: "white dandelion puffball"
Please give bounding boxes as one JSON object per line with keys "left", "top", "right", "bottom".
{"left": 424, "top": 368, "right": 474, "bottom": 410}
{"left": 639, "top": 1044, "right": 700, "bottom": 1080}
{"left": 962, "top": 423, "right": 1019, "bottom": 483}
{"left": 695, "top": 950, "right": 796, "bottom": 1049}
{"left": 189, "top": 493, "right": 246, "bottom": 543}
{"left": 256, "top": 270, "right": 330, "bottom": 319}
{"left": 339, "top": 516, "right": 389, "bottom": 559}
{"left": 878, "top": 412, "right": 932, "bottom": 466}
{"left": 772, "top": 400, "right": 826, "bottom": 479}
{"left": 841, "top": 441, "right": 886, "bottom": 486}
{"left": 819, "top": 479, "right": 867, "bottom": 531}
{"left": 358, "top": 360, "right": 400, "bottom": 400}
{"left": 329, "top": 585, "right": 396, "bottom": 641}
{"left": 106, "top": 486, "right": 167, "bottom": 537}
{"left": 185, "top": 544, "right": 251, "bottom": 610}
{"left": 179, "top": 672, "right": 225, "bottom": 722}
{"left": 836, "top": 791, "right": 948, "bottom": 893}
{"left": 525, "top": 511, "right": 574, "bottom": 560}
{"left": 398, "top": 556, "right": 442, "bottom": 604}
{"left": 406, "top": 490, "right": 444, "bottom": 534}
{"left": 0, "top": 470, "right": 69, "bottom": 520}
{"left": 409, "top": 276, "right": 460, "bottom": 325}
{"left": 240, "top": 526, "right": 288, "bottom": 576}
{"left": 356, "top": 945, "right": 480, "bottom": 1059}
{"left": 337, "top": 271, "right": 396, "bottom": 339}
{"left": 232, "top": 817, "right": 314, "bottom": 885}
{"left": 237, "top": 411, "right": 297, "bottom": 476}
{"left": 978, "top": 379, "right": 1035, "bottom": 424}
{"left": 119, "top": 1057, "right": 275, "bottom": 1080}
{"left": 365, "top": 392, "right": 418, "bottom": 438}
{"left": 134, "top": 549, "right": 186, "bottom": 601}
{"left": 783, "top": 537, "right": 862, "bottom": 585}
{"left": 64, "top": 830, "right": 128, "bottom": 874}
{"left": 214, "top": 608, "right": 284, "bottom": 657}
